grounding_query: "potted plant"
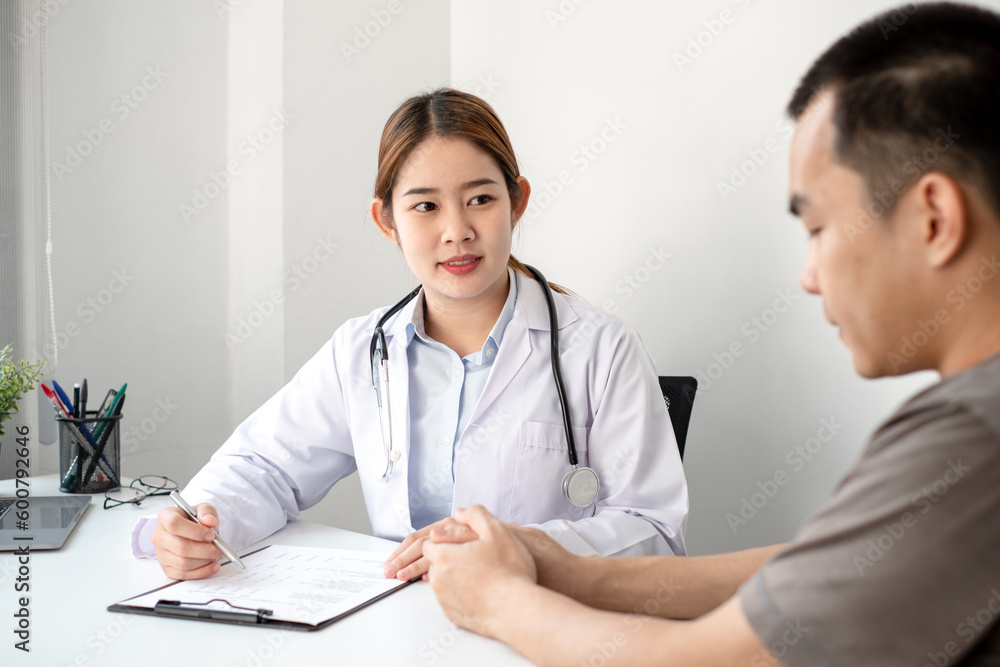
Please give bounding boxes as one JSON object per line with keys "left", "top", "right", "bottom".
{"left": 0, "top": 344, "right": 45, "bottom": 438}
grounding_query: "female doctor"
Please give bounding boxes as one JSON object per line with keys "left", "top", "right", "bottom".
{"left": 137, "top": 89, "right": 687, "bottom": 581}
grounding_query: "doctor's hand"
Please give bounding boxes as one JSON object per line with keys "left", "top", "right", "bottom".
{"left": 151, "top": 503, "right": 224, "bottom": 580}
{"left": 384, "top": 515, "right": 478, "bottom": 581}
{"left": 423, "top": 505, "right": 537, "bottom": 638}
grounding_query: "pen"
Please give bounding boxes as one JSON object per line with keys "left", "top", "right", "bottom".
{"left": 51, "top": 380, "right": 75, "bottom": 418}
{"left": 43, "top": 382, "right": 71, "bottom": 417}
{"left": 73, "top": 380, "right": 83, "bottom": 487}
{"left": 40, "top": 383, "right": 70, "bottom": 418}
{"left": 78, "top": 379, "right": 89, "bottom": 488}
{"left": 93, "top": 382, "right": 127, "bottom": 442}
{"left": 43, "top": 382, "right": 79, "bottom": 490}
{"left": 169, "top": 491, "right": 247, "bottom": 572}
{"left": 95, "top": 389, "right": 116, "bottom": 419}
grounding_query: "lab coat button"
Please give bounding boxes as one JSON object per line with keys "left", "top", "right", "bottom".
{"left": 390, "top": 450, "right": 402, "bottom": 462}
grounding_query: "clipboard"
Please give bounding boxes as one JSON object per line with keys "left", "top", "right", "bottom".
{"left": 109, "top": 545, "right": 417, "bottom": 632}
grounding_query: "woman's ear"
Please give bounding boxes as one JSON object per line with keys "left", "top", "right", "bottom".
{"left": 371, "top": 198, "right": 399, "bottom": 244}
{"left": 512, "top": 177, "right": 532, "bottom": 227}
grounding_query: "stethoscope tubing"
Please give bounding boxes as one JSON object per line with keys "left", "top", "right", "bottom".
{"left": 523, "top": 265, "right": 580, "bottom": 466}
{"left": 368, "top": 266, "right": 598, "bottom": 506}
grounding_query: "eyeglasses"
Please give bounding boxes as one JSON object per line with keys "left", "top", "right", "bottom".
{"left": 103, "top": 475, "right": 178, "bottom": 509}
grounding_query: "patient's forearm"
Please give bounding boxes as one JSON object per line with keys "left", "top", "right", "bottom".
{"left": 486, "top": 580, "right": 766, "bottom": 667}
{"left": 561, "top": 544, "right": 782, "bottom": 620}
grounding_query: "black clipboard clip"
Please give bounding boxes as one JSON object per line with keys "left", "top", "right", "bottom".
{"left": 154, "top": 598, "right": 274, "bottom": 624}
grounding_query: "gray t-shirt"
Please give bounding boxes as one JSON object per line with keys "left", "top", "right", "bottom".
{"left": 740, "top": 351, "right": 1000, "bottom": 666}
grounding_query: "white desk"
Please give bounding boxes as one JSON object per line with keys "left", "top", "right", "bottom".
{"left": 0, "top": 475, "right": 533, "bottom": 666}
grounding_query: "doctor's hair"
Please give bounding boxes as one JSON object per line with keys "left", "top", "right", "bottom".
{"left": 788, "top": 1, "right": 1000, "bottom": 220}
{"left": 374, "top": 87, "right": 568, "bottom": 294}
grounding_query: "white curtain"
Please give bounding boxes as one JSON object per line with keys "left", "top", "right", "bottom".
{"left": 0, "top": 0, "right": 49, "bottom": 479}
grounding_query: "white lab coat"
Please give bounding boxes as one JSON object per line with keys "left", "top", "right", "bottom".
{"left": 137, "top": 270, "right": 688, "bottom": 557}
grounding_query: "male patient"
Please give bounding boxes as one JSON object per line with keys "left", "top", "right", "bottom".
{"left": 420, "top": 3, "right": 1000, "bottom": 665}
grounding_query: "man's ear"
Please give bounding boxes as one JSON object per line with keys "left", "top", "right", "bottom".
{"left": 511, "top": 177, "right": 532, "bottom": 228}
{"left": 911, "top": 172, "right": 968, "bottom": 269}
{"left": 371, "top": 198, "right": 399, "bottom": 245}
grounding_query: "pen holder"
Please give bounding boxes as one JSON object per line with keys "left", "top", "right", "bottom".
{"left": 57, "top": 413, "right": 122, "bottom": 494}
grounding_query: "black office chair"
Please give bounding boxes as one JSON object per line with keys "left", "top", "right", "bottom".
{"left": 658, "top": 376, "right": 698, "bottom": 460}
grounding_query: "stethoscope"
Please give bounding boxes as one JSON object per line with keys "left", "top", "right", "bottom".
{"left": 369, "top": 265, "right": 600, "bottom": 508}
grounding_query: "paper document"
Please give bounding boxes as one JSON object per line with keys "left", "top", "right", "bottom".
{"left": 120, "top": 545, "right": 409, "bottom": 626}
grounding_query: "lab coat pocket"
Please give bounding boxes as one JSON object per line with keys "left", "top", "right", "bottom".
{"left": 509, "top": 421, "right": 592, "bottom": 524}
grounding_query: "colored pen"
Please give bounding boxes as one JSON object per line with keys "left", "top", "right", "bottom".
{"left": 42, "top": 382, "right": 72, "bottom": 417}
{"left": 84, "top": 381, "right": 125, "bottom": 485}
{"left": 43, "top": 382, "right": 82, "bottom": 490}
{"left": 51, "top": 380, "right": 75, "bottom": 418}
{"left": 80, "top": 379, "right": 88, "bottom": 417}
{"left": 169, "top": 491, "right": 247, "bottom": 572}
{"left": 72, "top": 382, "right": 83, "bottom": 487}
{"left": 95, "top": 389, "right": 116, "bottom": 418}
{"left": 40, "top": 383, "right": 70, "bottom": 418}
{"left": 93, "top": 382, "right": 127, "bottom": 442}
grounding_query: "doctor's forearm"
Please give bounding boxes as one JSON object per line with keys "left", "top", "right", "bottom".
{"left": 555, "top": 544, "right": 782, "bottom": 620}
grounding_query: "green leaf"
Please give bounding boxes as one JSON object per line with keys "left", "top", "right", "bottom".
{"left": 0, "top": 344, "right": 46, "bottom": 439}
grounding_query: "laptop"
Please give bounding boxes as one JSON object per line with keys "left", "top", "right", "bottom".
{"left": 0, "top": 495, "right": 91, "bottom": 550}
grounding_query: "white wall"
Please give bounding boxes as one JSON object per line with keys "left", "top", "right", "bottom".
{"left": 44, "top": 0, "right": 232, "bottom": 483}
{"left": 282, "top": 0, "right": 451, "bottom": 533}
{"left": 39, "top": 0, "right": 994, "bottom": 555}
{"left": 42, "top": 0, "right": 452, "bottom": 537}
{"left": 447, "top": 0, "right": 953, "bottom": 555}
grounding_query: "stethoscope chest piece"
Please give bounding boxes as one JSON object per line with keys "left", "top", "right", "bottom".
{"left": 563, "top": 466, "right": 600, "bottom": 507}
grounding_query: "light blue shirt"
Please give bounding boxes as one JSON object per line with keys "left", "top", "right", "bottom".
{"left": 405, "top": 267, "right": 518, "bottom": 529}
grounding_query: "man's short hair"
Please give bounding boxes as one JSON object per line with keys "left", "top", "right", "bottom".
{"left": 788, "top": 2, "right": 1000, "bottom": 219}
